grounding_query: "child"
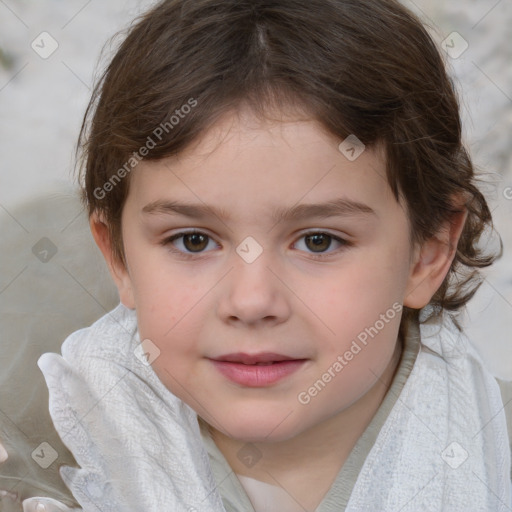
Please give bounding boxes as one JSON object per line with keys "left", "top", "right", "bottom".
{"left": 6, "top": 0, "right": 512, "bottom": 510}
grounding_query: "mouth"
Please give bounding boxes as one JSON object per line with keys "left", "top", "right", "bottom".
{"left": 213, "top": 352, "right": 298, "bottom": 364}
{"left": 208, "top": 352, "right": 308, "bottom": 387}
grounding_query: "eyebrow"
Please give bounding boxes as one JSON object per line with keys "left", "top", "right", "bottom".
{"left": 142, "top": 197, "right": 376, "bottom": 222}
{"left": 142, "top": 197, "right": 376, "bottom": 224}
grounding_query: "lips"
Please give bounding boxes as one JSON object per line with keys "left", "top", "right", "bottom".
{"left": 209, "top": 352, "right": 307, "bottom": 387}
{"left": 212, "top": 352, "right": 297, "bottom": 364}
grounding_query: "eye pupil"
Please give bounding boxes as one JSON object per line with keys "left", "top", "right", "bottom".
{"left": 306, "top": 234, "right": 331, "bottom": 252}
{"left": 184, "top": 233, "right": 208, "bottom": 252}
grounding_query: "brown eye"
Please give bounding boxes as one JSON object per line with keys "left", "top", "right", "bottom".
{"left": 304, "top": 233, "right": 332, "bottom": 252}
{"left": 182, "top": 233, "right": 209, "bottom": 252}
{"left": 293, "top": 231, "right": 350, "bottom": 258}
{"left": 163, "top": 231, "right": 217, "bottom": 255}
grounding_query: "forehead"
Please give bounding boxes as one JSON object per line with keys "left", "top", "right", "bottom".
{"left": 126, "top": 109, "right": 398, "bottom": 222}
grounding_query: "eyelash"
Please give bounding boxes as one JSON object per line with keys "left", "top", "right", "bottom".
{"left": 160, "top": 230, "right": 352, "bottom": 260}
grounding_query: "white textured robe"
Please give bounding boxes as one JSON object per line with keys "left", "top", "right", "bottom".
{"left": 36, "top": 304, "right": 511, "bottom": 511}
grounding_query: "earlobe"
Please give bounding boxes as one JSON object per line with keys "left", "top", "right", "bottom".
{"left": 404, "top": 207, "right": 467, "bottom": 309}
{"left": 89, "top": 213, "right": 136, "bottom": 309}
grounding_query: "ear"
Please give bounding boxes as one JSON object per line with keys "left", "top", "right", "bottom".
{"left": 90, "top": 212, "right": 136, "bottom": 309}
{"left": 404, "top": 204, "right": 468, "bottom": 309}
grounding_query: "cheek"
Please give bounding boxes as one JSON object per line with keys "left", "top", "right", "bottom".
{"left": 135, "top": 295, "right": 205, "bottom": 398}
{"left": 306, "top": 251, "right": 406, "bottom": 336}
{"left": 126, "top": 245, "right": 204, "bottom": 335}
{"left": 296, "top": 248, "right": 405, "bottom": 390}
{"left": 296, "top": 290, "right": 402, "bottom": 418}
{"left": 127, "top": 269, "right": 207, "bottom": 382}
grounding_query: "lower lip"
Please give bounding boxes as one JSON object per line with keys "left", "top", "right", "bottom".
{"left": 210, "top": 360, "right": 306, "bottom": 387}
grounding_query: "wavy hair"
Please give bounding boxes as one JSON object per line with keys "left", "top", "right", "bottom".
{"left": 77, "top": 0, "right": 499, "bottom": 326}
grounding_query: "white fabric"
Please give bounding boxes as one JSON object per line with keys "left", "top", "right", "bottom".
{"left": 22, "top": 497, "right": 76, "bottom": 511}
{"left": 37, "top": 304, "right": 226, "bottom": 512}
{"left": 37, "top": 303, "right": 511, "bottom": 512}
{"left": 345, "top": 307, "right": 512, "bottom": 512}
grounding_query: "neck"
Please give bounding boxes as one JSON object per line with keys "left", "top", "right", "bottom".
{"left": 207, "top": 336, "right": 403, "bottom": 508}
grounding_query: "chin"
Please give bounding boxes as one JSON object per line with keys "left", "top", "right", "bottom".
{"left": 210, "top": 407, "right": 309, "bottom": 443}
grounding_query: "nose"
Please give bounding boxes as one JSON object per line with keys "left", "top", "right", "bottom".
{"left": 216, "top": 247, "right": 291, "bottom": 328}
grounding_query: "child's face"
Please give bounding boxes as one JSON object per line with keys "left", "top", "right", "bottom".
{"left": 115, "top": 108, "right": 420, "bottom": 441}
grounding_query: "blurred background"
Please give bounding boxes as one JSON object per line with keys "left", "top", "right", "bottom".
{"left": 0, "top": 0, "right": 511, "bottom": 378}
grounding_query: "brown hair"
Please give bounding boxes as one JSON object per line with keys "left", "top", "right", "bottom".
{"left": 77, "top": 0, "right": 499, "bottom": 322}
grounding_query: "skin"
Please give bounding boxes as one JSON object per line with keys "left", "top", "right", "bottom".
{"left": 91, "top": 106, "right": 466, "bottom": 510}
